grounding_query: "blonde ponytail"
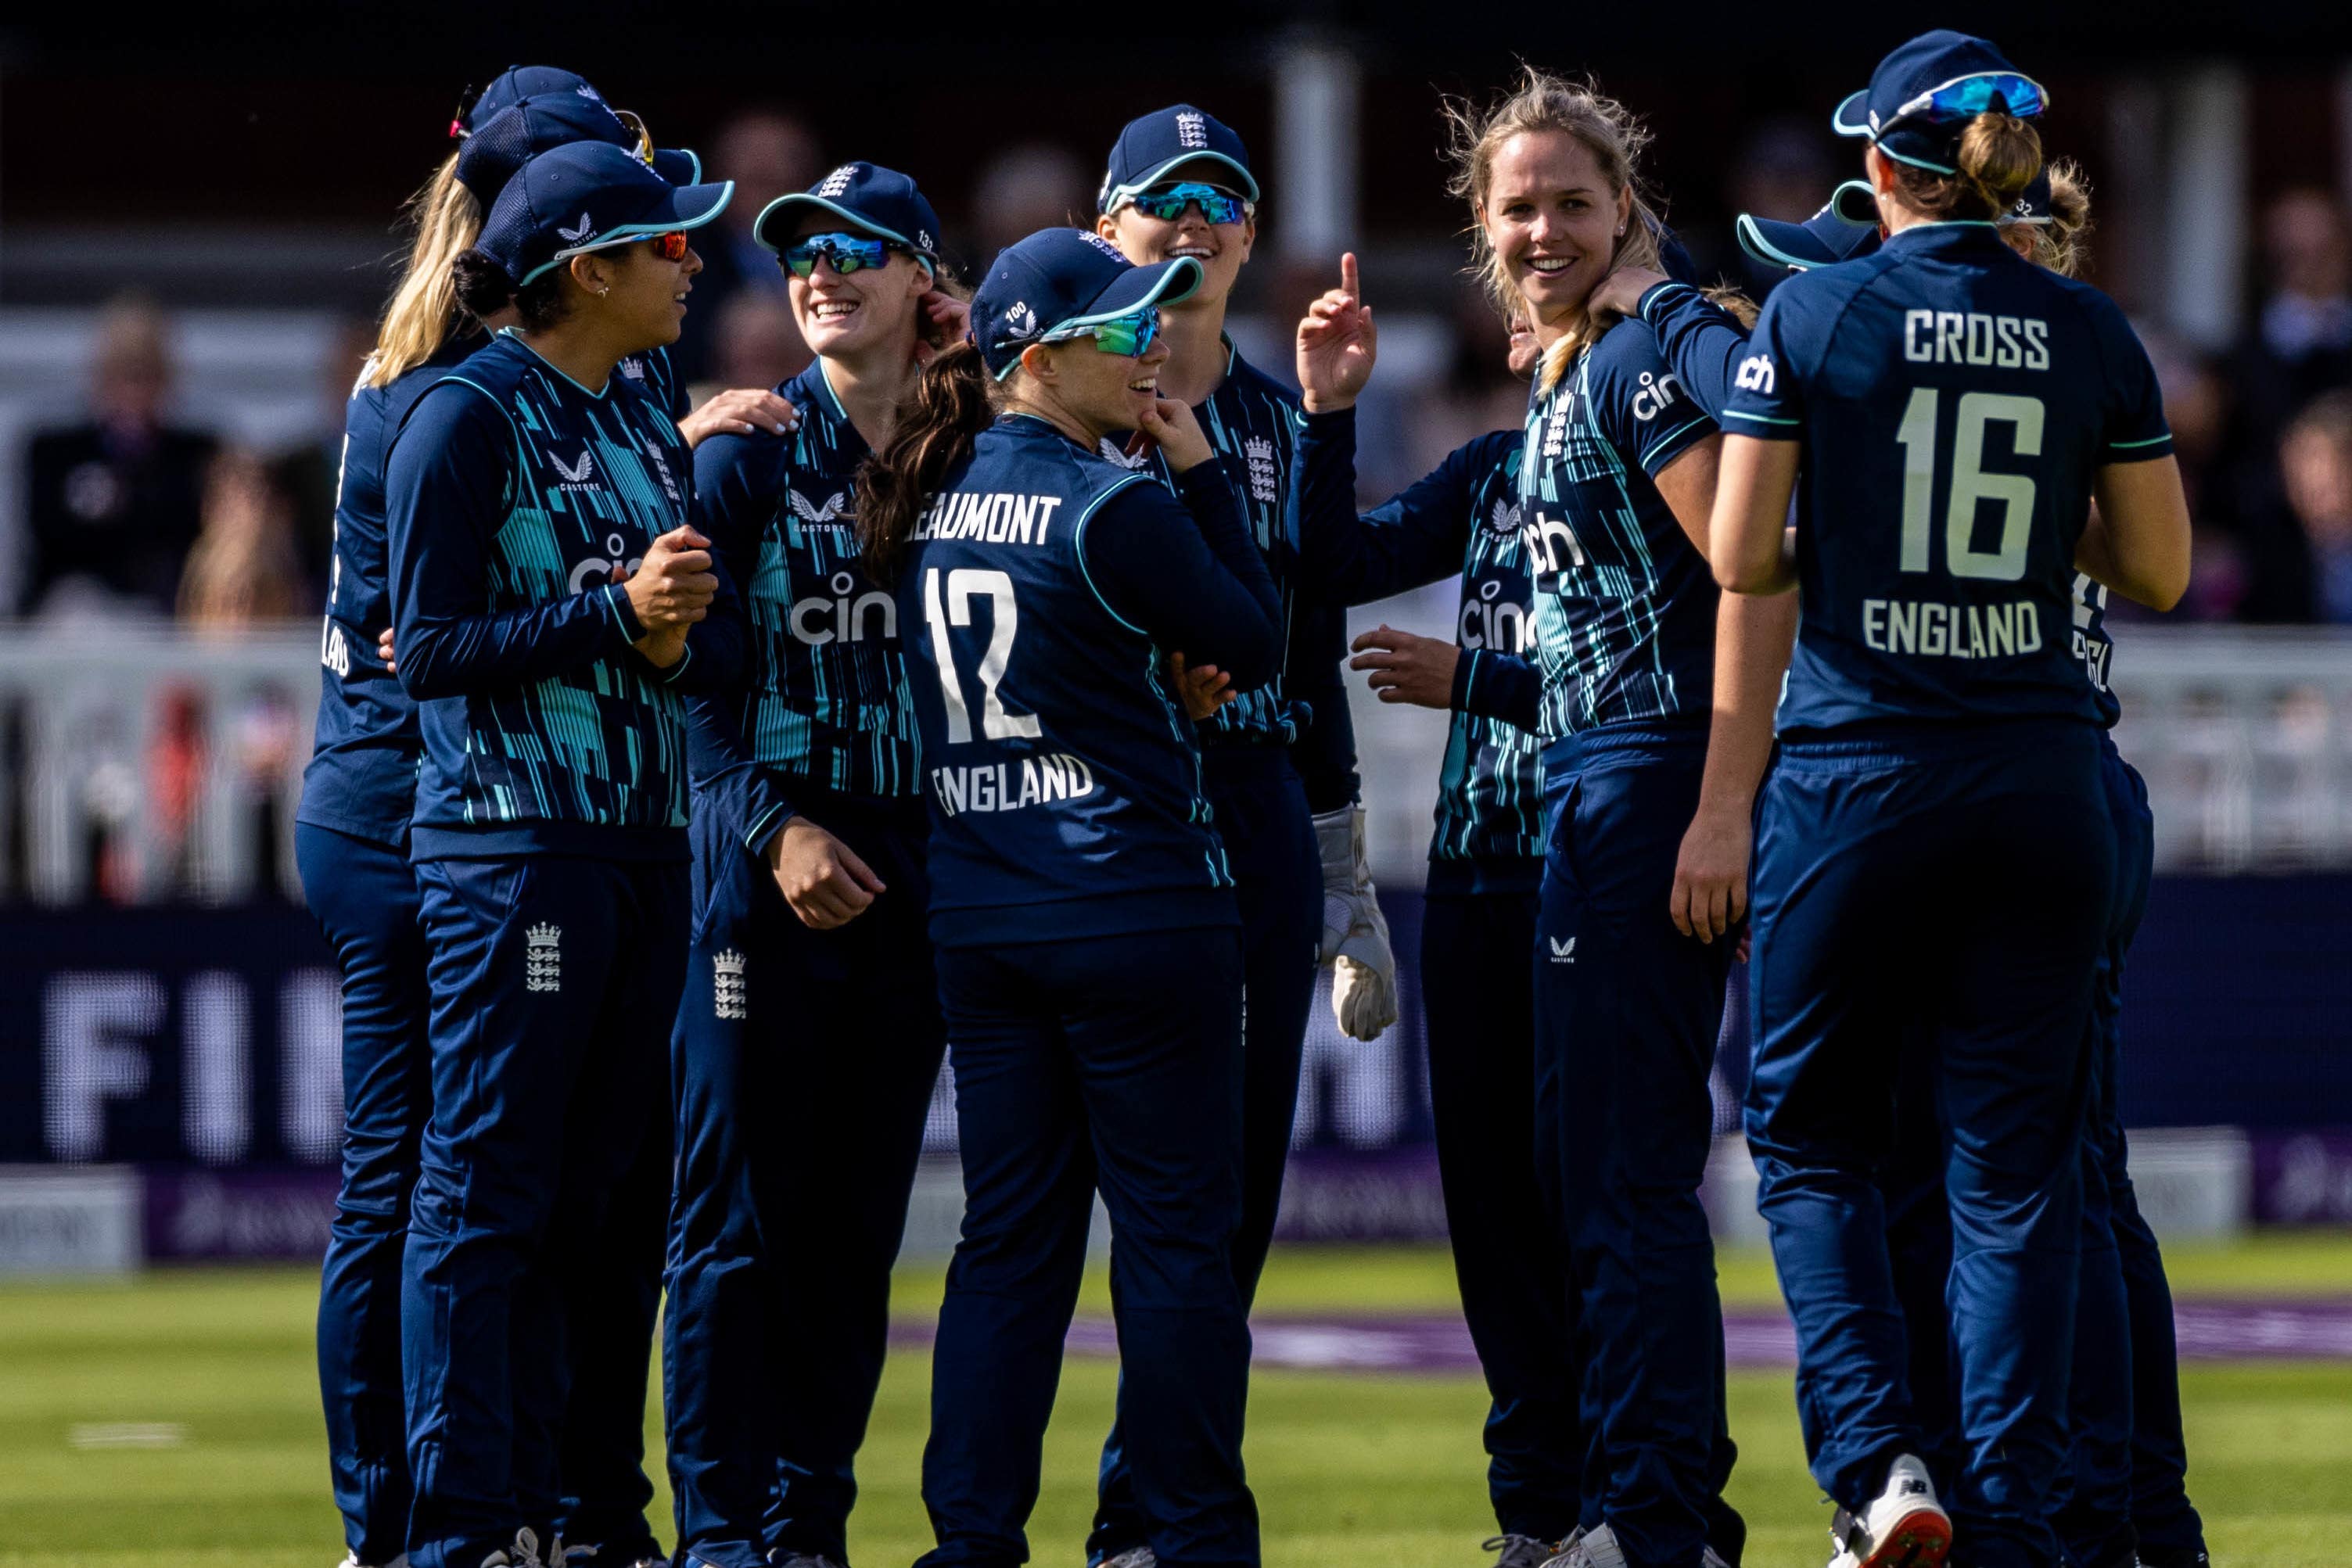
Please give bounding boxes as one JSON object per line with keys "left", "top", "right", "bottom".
{"left": 1887, "top": 113, "right": 2044, "bottom": 227}
{"left": 364, "top": 154, "right": 482, "bottom": 388}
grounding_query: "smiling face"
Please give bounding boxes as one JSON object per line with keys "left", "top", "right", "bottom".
{"left": 1018, "top": 329, "right": 1171, "bottom": 443}
{"left": 786, "top": 215, "right": 930, "bottom": 364}
{"left": 1096, "top": 159, "right": 1255, "bottom": 313}
{"left": 1480, "top": 130, "right": 1629, "bottom": 334}
{"left": 577, "top": 235, "right": 704, "bottom": 350}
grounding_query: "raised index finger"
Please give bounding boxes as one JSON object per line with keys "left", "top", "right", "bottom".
{"left": 1340, "top": 250, "right": 1360, "bottom": 304}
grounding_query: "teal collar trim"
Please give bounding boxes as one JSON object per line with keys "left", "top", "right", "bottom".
{"left": 497, "top": 327, "right": 612, "bottom": 399}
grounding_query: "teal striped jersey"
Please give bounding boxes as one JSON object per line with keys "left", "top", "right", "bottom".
{"left": 1518, "top": 320, "right": 1720, "bottom": 737}
{"left": 387, "top": 332, "right": 723, "bottom": 860}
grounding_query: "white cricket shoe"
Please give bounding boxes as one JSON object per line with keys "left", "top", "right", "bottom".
{"left": 1826, "top": 1455, "right": 1951, "bottom": 1568}
{"left": 1094, "top": 1550, "right": 1155, "bottom": 1568}
{"left": 1539, "top": 1525, "right": 1625, "bottom": 1568}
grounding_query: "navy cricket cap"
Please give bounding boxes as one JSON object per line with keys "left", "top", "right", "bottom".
{"left": 1832, "top": 30, "right": 2046, "bottom": 176}
{"left": 971, "top": 228, "right": 1203, "bottom": 379}
{"left": 752, "top": 162, "right": 943, "bottom": 273}
{"left": 478, "top": 141, "right": 733, "bottom": 287}
{"left": 458, "top": 93, "right": 702, "bottom": 206}
{"left": 465, "top": 65, "right": 599, "bottom": 133}
{"left": 1097, "top": 104, "right": 1259, "bottom": 213}
{"left": 1736, "top": 180, "right": 1882, "bottom": 289}
{"left": 2003, "top": 167, "right": 2055, "bottom": 225}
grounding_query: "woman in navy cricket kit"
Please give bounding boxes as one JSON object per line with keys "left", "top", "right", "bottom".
{"left": 296, "top": 66, "right": 752, "bottom": 1568}
{"left": 386, "top": 141, "right": 742, "bottom": 1568}
{"left": 664, "top": 161, "right": 962, "bottom": 1568}
{"left": 1715, "top": 31, "right": 2190, "bottom": 1568}
{"left": 858, "top": 227, "right": 1277, "bottom": 1568}
{"left": 1283, "top": 305, "right": 1579, "bottom": 1565}
{"left": 1084, "top": 105, "right": 1395, "bottom": 1568}
{"left": 1390, "top": 72, "right": 1790, "bottom": 1568}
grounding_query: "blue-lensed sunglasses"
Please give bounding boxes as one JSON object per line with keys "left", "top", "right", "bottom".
{"left": 779, "top": 231, "right": 903, "bottom": 278}
{"left": 1887, "top": 71, "right": 2047, "bottom": 128}
{"left": 1040, "top": 305, "right": 1162, "bottom": 359}
{"left": 1126, "top": 181, "right": 1248, "bottom": 225}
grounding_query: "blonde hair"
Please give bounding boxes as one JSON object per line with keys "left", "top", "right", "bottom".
{"left": 364, "top": 154, "right": 481, "bottom": 388}
{"left": 1886, "top": 114, "right": 2043, "bottom": 227}
{"left": 2028, "top": 157, "right": 2093, "bottom": 278}
{"left": 1444, "top": 68, "right": 1664, "bottom": 392}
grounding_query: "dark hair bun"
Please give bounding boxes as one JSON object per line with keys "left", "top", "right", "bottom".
{"left": 451, "top": 248, "right": 519, "bottom": 321}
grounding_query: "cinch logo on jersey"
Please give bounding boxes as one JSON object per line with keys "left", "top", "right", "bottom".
{"left": 1904, "top": 311, "right": 2051, "bottom": 370}
{"left": 792, "top": 569, "right": 896, "bottom": 645}
{"left": 1630, "top": 369, "right": 1683, "bottom": 422}
{"left": 713, "top": 949, "right": 747, "bottom": 1020}
{"left": 1460, "top": 577, "right": 1531, "bottom": 652}
{"left": 526, "top": 924, "right": 562, "bottom": 992}
{"left": 929, "top": 753, "right": 1097, "bottom": 816}
{"left": 1862, "top": 597, "right": 2044, "bottom": 659}
{"left": 911, "top": 491, "right": 1067, "bottom": 545}
{"left": 1736, "top": 354, "right": 1776, "bottom": 394}
{"left": 1520, "top": 508, "right": 1588, "bottom": 576}
{"left": 568, "top": 529, "right": 647, "bottom": 594}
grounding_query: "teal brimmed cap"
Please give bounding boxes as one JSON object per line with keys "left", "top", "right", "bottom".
{"left": 479, "top": 141, "right": 733, "bottom": 287}
{"left": 971, "top": 228, "right": 1202, "bottom": 379}
{"left": 458, "top": 93, "right": 702, "bottom": 206}
{"left": 1097, "top": 104, "right": 1259, "bottom": 213}
{"left": 1831, "top": 30, "right": 2046, "bottom": 176}
{"left": 752, "top": 162, "right": 943, "bottom": 274}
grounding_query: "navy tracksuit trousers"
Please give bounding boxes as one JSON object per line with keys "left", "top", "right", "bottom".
{"left": 1090, "top": 748, "right": 1318, "bottom": 1563}
{"left": 1881, "top": 741, "right": 2204, "bottom": 1568}
{"left": 923, "top": 926, "right": 1259, "bottom": 1568}
{"left": 1533, "top": 727, "right": 1739, "bottom": 1568}
{"left": 401, "top": 852, "right": 689, "bottom": 1568}
{"left": 300, "top": 823, "right": 433, "bottom": 1567}
{"left": 1422, "top": 881, "right": 1583, "bottom": 1544}
{"left": 1747, "top": 723, "right": 2112, "bottom": 1568}
{"left": 666, "top": 795, "right": 946, "bottom": 1568}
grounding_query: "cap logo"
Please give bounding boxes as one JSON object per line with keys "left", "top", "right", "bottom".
{"left": 1176, "top": 110, "right": 1208, "bottom": 149}
{"left": 575, "top": 84, "right": 601, "bottom": 101}
{"left": 558, "top": 213, "right": 594, "bottom": 243}
{"left": 918, "top": 228, "right": 934, "bottom": 251}
{"left": 1004, "top": 302, "right": 1039, "bottom": 339}
{"left": 817, "top": 164, "right": 856, "bottom": 197}
{"left": 1080, "top": 232, "right": 1126, "bottom": 263}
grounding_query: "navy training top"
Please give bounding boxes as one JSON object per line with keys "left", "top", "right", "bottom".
{"left": 896, "top": 413, "right": 1280, "bottom": 946}
{"left": 1720, "top": 221, "right": 2171, "bottom": 741}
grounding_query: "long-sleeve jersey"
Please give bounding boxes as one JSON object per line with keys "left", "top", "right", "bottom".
{"left": 1721, "top": 222, "right": 2172, "bottom": 741}
{"left": 299, "top": 339, "right": 691, "bottom": 848}
{"left": 1291, "top": 411, "right": 1544, "bottom": 890}
{"left": 896, "top": 414, "right": 1280, "bottom": 947}
{"left": 386, "top": 331, "right": 740, "bottom": 861}
{"left": 1117, "top": 339, "right": 1359, "bottom": 810}
{"left": 1517, "top": 321, "right": 1722, "bottom": 739}
{"left": 684, "top": 360, "right": 921, "bottom": 856}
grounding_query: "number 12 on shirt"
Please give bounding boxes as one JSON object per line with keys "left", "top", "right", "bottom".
{"left": 924, "top": 566, "right": 1040, "bottom": 743}
{"left": 1894, "top": 389, "right": 2045, "bottom": 583}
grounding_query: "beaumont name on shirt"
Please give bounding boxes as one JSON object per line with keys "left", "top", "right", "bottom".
{"left": 910, "top": 490, "right": 1067, "bottom": 544}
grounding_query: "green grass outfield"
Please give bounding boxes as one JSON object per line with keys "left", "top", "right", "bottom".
{"left": 3, "top": 1237, "right": 2350, "bottom": 1568}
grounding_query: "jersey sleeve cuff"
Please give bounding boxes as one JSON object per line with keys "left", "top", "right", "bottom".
{"left": 655, "top": 640, "right": 695, "bottom": 684}
{"left": 2106, "top": 431, "right": 2175, "bottom": 462}
{"left": 745, "top": 799, "right": 795, "bottom": 858}
{"left": 601, "top": 583, "right": 647, "bottom": 644}
{"left": 1722, "top": 407, "right": 1802, "bottom": 439}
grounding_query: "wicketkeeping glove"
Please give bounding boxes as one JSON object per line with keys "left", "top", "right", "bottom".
{"left": 1313, "top": 805, "right": 1399, "bottom": 1040}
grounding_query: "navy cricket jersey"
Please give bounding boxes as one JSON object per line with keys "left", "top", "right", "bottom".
{"left": 1121, "top": 340, "right": 1359, "bottom": 809}
{"left": 687, "top": 361, "right": 921, "bottom": 853}
{"left": 1517, "top": 321, "right": 1721, "bottom": 737}
{"left": 1722, "top": 221, "right": 2172, "bottom": 740}
{"left": 1291, "top": 413, "right": 1545, "bottom": 888}
{"left": 296, "top": 337, "right": 471, "bottom": 847}
{"left": 387, "top": 331, "right": 739, "bottom": 861}
{"left": 896, "top": 414, "right": 1280, "bottom": 947}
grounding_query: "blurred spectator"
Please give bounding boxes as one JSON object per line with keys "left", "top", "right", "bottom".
{"left": 690, "top": 294, "right": 809, "bottom": 407}
{"left": 2281, "top": 391, "right": 2352, "bottom": 623}
{"left": 269, "top": 316, "right": 378, "bottom": 604}
{"left": 970, "top": 142, "right": 1090, "bottom": 259}
{"left": 178, "top": 447, "right": 307, "bottom": 629}
{"left": 23, "top": 292, "right": 217, "bottom": 619}
{"left": 671, "top": 108, "right": 821, "bottom": 384}
{"left": 2146, "top": 330, "right": 2250, "bottom": 620}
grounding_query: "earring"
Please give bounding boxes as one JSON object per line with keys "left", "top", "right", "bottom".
{"left": 595, "top": 285, "right": 610, "bottom": 296}
{"left": 1615, "top": 224, "right": 1626, "bottom": 235}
